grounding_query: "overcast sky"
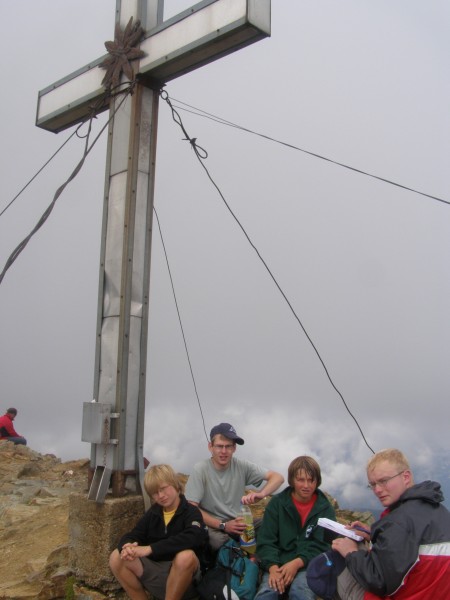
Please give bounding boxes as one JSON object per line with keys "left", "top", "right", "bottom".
{"left": 0, "top": 0, "right": 449, "bottom": 511}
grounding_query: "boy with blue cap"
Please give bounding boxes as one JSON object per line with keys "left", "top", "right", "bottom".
{"left": 185, "top": 422, "right": 284, "bottom": 550}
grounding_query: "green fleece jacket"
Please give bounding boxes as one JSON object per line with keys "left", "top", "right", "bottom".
{"left": 256, "top": 486, "right": 336, "bottom": 571}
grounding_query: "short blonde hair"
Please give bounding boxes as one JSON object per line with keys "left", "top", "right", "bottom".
{"left": 367, "top": 449, "right": 411, "bottom": 474}
{"left": 144, "top": 464, "right": 183, "bottom": 497}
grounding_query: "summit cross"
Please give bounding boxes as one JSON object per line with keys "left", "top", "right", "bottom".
{"left": 36, "top": 0, "right": 270, "bottom": 502}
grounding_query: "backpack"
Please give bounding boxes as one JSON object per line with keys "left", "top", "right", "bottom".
{"left": 197, "top": 539, "right": 259, "bottom": 600}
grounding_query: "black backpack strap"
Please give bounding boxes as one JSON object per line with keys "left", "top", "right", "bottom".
{"left": 225, "top": 566, "right": 232, "bottom": 600}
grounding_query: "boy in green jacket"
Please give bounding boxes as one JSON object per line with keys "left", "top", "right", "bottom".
{"left": 256, "top": 455, "right": 336, "bottom": 600}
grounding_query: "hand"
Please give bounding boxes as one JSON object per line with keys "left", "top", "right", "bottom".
{"left": 346, "top": 520, "right": 371, "bottom": 541}
{"left": 120, "top": 542, "right": 151, "bottom": 561}
{"left": 241, "top": 491, "right": 264, "bottom": 505}
{"left": 279, "top": 559, "right": 302, "bottom": 586}
{"left": 223, "top": 517, "right": 245, "bottom": 535}
{"left": 268, "top": 565, "right": 285, "bottom": 593}
{"left": 332, "top": 536, "right": 358, "bottom": 557}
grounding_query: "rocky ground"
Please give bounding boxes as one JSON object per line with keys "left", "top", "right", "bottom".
{"left": 0, "top": 442, "right": 105, "bottom": 600}
{"left": 0, "top": 442, "right": 373, "bottom": 600}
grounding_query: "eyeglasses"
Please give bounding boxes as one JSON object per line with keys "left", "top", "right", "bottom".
{"left": 152, "top": 485, "right": 170, "bottom": 497}
{"left": 212, "top": 444, "right": 235, "bottom": 451}
{"left": 367, "top": 471, "right": 405, "bottom": 490}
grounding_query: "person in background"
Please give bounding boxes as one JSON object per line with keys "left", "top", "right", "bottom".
{"left": 0, "top": 408, "right": 27, "bottom": 445}
{"left": 109, "top": 464, "right": 208, "bottom": 600}
{"left": 255, "top": 455, "right": 336, "bottom": 600}
{"left": 185, "top": 422, "right": 284, "bottom": 550}
{"left": 332, "top": 448, "right": 450, "bottom": 600}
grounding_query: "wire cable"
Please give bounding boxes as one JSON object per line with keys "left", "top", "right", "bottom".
{"left": 0, "top": 78, "right": 132, "bottom": 220}
{"left": 0, "top": 77, "right": 138, "bottom": 222}
{"left": 0, "top": 131, "right": 78, "bottom": 218}
{"left": 0, "top": 84, "right": 134, "bottom": 286}
{"left": 160, "top": 89, "right": 375, "bottom": 454}
{"left": 153, "top": 206, "right": 209, "bottom": 443}
{"left": 170, "top": 97, "right": 449, "bottom": 207}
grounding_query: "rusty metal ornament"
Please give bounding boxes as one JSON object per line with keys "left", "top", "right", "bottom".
{"left": 100, "top": 17, "right": 146, "bottom": 91}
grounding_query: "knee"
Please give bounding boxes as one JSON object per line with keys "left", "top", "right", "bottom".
{"left": 109, "top": 548, "right": 121, "bottom": 574}
{"left": 255, "top": 575, "right": 277, "bottom": 600}
{"left": 172, "top": 549, "right": 198, "bottom": 572}
{"left": 255, "top": 588, "right": 277, "bottom": 600}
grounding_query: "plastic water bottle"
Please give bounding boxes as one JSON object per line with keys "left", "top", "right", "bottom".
{"left": 239, "top": 504, "right": 256, "bottom": 554}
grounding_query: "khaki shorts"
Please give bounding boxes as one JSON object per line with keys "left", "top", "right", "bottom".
{"left": 335, "top": 567, "right": 365, "bottom": 600}
{"left": 138, "top": 557, "right": 201, "bottom": 600}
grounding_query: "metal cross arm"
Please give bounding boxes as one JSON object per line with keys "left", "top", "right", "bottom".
{"left": 36, "top": 0, "right": 271, "bottom": 133}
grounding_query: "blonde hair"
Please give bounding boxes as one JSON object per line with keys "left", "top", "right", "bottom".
{"left": 144, "top": 464, "right": 183, "bottom": 497}
{"left": 367, "top": 449, "right": 411, "bottom": 474}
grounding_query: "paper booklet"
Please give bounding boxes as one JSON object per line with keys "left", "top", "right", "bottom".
{"left": 317, "top": 517, "right": 364, "bottom": 542}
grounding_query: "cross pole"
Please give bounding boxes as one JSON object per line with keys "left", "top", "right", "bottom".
{"left": 36, "top": 0, "right": 270, "bottom": 502}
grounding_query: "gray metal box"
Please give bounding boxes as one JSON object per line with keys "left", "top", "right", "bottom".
{"left": 81, "top": 402, "right": 112, "bottom": 444}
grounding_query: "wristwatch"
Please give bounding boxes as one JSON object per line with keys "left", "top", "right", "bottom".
{"left": 219, "top": 521, "right": 227, "bottom": 531}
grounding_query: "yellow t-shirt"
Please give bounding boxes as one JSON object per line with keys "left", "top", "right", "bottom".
{"left": 163, "top": 507, "right": 176, "bottom": 526}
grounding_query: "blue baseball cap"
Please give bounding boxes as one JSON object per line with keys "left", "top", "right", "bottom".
{"left": 210, "top": 423, "right": 244, "bottom": 445}
{"left": 306, "top": 550, "right": 346, "bottom": 600}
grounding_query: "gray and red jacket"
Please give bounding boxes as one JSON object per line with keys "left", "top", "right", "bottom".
{"left": 346, "top": 480, "right": 450, "bottom": 599}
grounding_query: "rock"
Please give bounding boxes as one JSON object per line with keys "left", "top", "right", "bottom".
{"left": 0, "top": 443, "right": 87, "bottom": 599}
{"left": 1, "top": 504, "right": 40, "bottom": 527}
{"left": 72, "top": 582, "right": 128, "bottom": 599}
{"left": 36, "top": 486, "right": 59, "bottom": 498}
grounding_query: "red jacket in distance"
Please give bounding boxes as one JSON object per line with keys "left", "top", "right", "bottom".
{"left": 0, "top": 413, "right": 21, "bottom": 439}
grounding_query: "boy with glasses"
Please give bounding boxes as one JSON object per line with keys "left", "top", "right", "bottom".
{"left": 331, "top": 448, "right": 450, "bottom": 599}
{"left": 185, "top": 422, "right": 284, "bottom": 550}
{"left": 109, "top": 464, "right": 208, "bottom": 600}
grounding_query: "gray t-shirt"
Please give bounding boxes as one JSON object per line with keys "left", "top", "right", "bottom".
{"left": 185, "top": 457, "right": 268, "bottom": 520}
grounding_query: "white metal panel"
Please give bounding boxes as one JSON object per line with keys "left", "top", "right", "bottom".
{"left": 119, "top": 0, "right": 141, "bottom": 26}
{"left": 110, "top": 95, "right": 133, "bottom": 175}
{"left": 248, "top": 0, "right": 271, "bottom": 32}
{"left": 140, "top": 0, "right": 248, "bottom": 69}
{"left": 120, "top": 0, "right": 163, "bottom": 29}
{"left": 103, "top": 172, "right": 128, "bottom": 317}
{"left": 123, "top": 316, "right": 142, "bottom": 471}
{"left": 81, "top": 402, "right": 112, "bottom": 443}
{"left": 98, "top": 317, "right": 120, "bottom": 406}
{"left": 130, "top": 170, "right": 153, "bottom": 317}
{"left": 37, "top": 64, "right": 105, "bottom": 130}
